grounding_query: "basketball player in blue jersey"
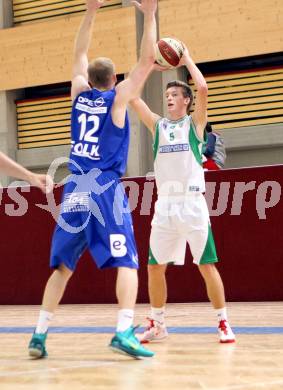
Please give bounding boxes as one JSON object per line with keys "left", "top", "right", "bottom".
{"left": 28, "top": 0, "right": 157, "bottom": 359}
{"left": 0, "top": 152, "right": 53, "bottom": 193}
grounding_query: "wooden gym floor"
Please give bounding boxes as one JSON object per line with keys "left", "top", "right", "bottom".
{"left": 0, "top": 302, "right": 282, "bottom": 390}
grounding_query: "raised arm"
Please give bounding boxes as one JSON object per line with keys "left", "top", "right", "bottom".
{"left": 0, "top": 152, "right": 53, "bottom": 194}
{"left": 132, "top": 0, "right": 157, "bottom": 68}
{"left": 179, "top": 45, "right": 208, "bottom": 140}
{"left": 130, "top": 98, "right": 160, "bottom": 135}
{"left": 112, "top": 0, "right": 157, "bottom": 128}
{"left": 71, "top": 0, "right": 105, "bottom": 101}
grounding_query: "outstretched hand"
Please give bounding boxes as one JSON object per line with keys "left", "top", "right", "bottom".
{"left": 29, "top": 173, "right": 54, "bottom": 194}
{"left": 86, "top": 0, "right": 105, "bottom": 12}
{"left": 132, "top": 0, "right": 157, "bottom": 14}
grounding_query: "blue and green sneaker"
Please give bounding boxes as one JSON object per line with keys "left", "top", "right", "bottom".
{"left": 109, "top": 326, "right": 154, "bottom": 359}
{"left": 28, "top": 332, "right": 48, "bottom": 359}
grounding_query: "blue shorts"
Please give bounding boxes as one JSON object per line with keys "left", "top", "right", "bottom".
{"left": 50, "top": 169, "right": 139, "bottom": 271}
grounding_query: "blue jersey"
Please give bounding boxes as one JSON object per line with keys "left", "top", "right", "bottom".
{"left": 69, "top": 88, "right": 130, "bottom": 176}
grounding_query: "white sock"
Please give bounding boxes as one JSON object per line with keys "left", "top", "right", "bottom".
{"left": 35, "top": 310, "right": 54, "bottom": 334}
{"left": 151, "top": 307, "right": 165, "bottom": 326}
{"left": 215, "top": 307, "right": 227, "bottom": 322}
{"left": 116, "top": 309, "right": 134, "bottom": 332}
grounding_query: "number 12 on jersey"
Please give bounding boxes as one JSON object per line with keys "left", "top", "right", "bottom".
{"left": 78, "top": 113, "right": 100, "bottom": 143}
{"left": 71, "top": 113, "right": 100, "bottom": 160}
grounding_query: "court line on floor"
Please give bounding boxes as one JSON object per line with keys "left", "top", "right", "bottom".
{"left": 0, "top": 326, "right": 283, "bottom": 334}
{"left": 214, "top": 378, "right": 283, "bottom": 390}
{"left": 0, "top": 361, "right": 116, "bottom": 378}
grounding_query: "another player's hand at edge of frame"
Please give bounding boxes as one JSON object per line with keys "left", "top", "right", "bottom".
{"left": 28, "top": 173, "right": 54, "bottom": 194}
{"left": 131, "top": 0, "right": 157, "bottom": 15}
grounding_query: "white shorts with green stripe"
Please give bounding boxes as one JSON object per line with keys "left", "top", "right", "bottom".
{"left": 148, "top": 194, "right": 218, "bottom": 266}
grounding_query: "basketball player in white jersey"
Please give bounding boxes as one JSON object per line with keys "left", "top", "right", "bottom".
{"left": 130, "top": 44, "right": 235, "bottom": 344}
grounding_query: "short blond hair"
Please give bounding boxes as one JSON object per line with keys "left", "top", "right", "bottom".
{"left": 88, "top": 57, "right": 115, "bottom": 89}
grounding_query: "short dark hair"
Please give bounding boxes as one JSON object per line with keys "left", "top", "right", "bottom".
{"left": 88, "top": 57, "right": 115, "bottom": 89}
{"left": 166, "top": 80, "right": 194, "bottom": 113}
{"left": 205, "top": 122, "right": 213, "bottom": 133}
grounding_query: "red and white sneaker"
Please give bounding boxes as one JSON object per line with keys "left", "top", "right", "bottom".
{"left": 218, "top": 320, "right": 236, "bottom": 343}
{"left": 138, "top": 318, "right": 168, "bottom": 344}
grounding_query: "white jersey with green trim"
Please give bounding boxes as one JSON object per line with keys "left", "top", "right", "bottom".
{"left": 153, "top": 115, "right": 206, "bottom": 197}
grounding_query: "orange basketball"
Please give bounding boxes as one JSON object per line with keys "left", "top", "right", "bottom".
{"left": 155, "top": 37, "right": 184, "bottom": 68}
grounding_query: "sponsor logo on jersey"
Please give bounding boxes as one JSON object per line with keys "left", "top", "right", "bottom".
{"left": 76, "top": 96, "right": 107, "bottom": 114}
{"left": 63, "top": 192, "right": 90, "bottom": 212}
{"left": 189, "top": 186, "right": 200, "bottom": 192}
{"left": 75, "top": 102, "right": 107, "bottom": 114}
{"left": 94, "top": 97, "right": 105, "bottom": 107}
{"left": 159, "top": 143, "right": 189, "bottom": 153}
{"left": 71, "top": 141, "right": 100, "bottom": 161}
{"left": 110, "top": 234, "right": 127, "bottom": 257}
